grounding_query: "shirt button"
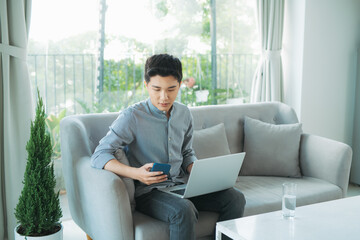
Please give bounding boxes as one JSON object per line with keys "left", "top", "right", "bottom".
{"left": 168, "top": 137, "right": 171, "bottom": 141}
{"left": 169, "top": 153, "right": 172, "bottom": 157}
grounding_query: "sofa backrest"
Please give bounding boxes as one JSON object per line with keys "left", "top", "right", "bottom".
{"left": 63, "top": 101, "right": 298, "bottom": 157}
{"left": 190, "top": 102, "right": 299, "bottom": 154}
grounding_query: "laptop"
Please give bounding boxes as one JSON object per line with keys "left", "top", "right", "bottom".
{"left": 159, "top": 152, "right": 245, "bottom": 198}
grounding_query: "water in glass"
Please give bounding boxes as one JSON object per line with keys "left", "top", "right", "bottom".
{"left": 282, "top": 194, "right": 296, "bottom": 218}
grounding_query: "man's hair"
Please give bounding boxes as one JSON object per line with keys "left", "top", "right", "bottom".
{"left": 144, "top": 54, "right": 183, "bottom": 83}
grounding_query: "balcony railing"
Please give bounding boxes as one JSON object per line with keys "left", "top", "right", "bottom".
{"left": 27, "top": 52, "right": 258, "bottom": 192}
{"left": 27, "top": 53, "right": 259, "bottom": 116}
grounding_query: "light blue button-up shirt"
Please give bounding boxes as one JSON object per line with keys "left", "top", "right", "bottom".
{"left": 91, "top": 98, "right": 197, "bottom": 197}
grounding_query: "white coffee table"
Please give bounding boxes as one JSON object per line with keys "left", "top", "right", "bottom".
{"left": 216, "top": 195, "right": 360, "bottom": 240}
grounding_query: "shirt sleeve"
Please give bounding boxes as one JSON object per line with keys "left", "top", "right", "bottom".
{"left": 91, "top": 109, "right": 135, "bottom": 169}
{"left": 181, "top": 111, "right": 197, "bottom": 172}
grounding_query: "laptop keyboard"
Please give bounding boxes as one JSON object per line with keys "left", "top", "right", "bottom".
{"left": 171, "top": 188, "right": 186, "bottom": 195}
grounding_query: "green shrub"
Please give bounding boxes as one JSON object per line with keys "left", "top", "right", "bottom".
{"left": 15, "top": 90, "right": 62, "bottom": 236}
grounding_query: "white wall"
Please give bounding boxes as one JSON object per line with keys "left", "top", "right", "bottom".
{"left": 283, "top": 0, "right": 360, "bottom": 145}
{"left": 351, "top": 49, "right": 360, "bottom": 184}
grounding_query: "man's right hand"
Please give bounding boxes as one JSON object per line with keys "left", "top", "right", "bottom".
{"left": 104, "top": 160, "right": 168, "bottom": 185}
{"left": 135, "top": 163, "right": 168, "bottom": 185}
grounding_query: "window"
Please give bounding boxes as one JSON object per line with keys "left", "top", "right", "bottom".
{"left": 28, "top": 0, "right": 259, "bottom": 192}
{"left": 28, "top": 0, "right": 99, "bottom": 192}
{"left": 99, "top": 0, "right": 259, "bottom": 109}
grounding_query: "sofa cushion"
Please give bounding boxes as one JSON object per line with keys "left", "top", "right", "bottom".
{"left": 240, "top": 116, "right": 302, "bottom": 177}
{"left": 236, "top": 176, "right": 342, "bottom": 217}
{"left": 193, "top": 123, "right": 231, "bottom": 159}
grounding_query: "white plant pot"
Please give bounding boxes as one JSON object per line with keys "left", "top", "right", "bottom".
{"left": 14, "top": 224, "right": 63, "bottom": 240}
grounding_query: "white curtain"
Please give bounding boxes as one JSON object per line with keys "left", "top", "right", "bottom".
{"left": 250, "top": 0, "right": 285, "bottom": 102}
{"left": 0, "top": 0, "right": 33, "bottom": 239}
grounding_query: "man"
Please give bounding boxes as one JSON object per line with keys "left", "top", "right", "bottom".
{"left": 91, "top": 53, "right": 246, "bottom": 240}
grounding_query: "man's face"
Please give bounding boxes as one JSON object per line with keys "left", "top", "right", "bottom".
{"left": 145, "top": 75, "right": 181, "bottom": 114}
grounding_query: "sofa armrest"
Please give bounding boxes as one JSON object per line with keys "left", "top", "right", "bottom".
{"left": 60, "top": 117, "right": 134, "bottom": 240}
{"left": 300, "top": 134, "right": 352, "bottom": 197}
{"left": 74, "top": 156, "right": 134, "bottom": 240}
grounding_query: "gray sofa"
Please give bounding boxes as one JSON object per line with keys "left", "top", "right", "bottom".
{"left": 60, "top": 102, "right": 352, "bottom": 240}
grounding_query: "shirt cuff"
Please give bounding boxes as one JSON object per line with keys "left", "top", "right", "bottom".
{"left": 182, "top": 155, "right": 197, "bottom": 173}
{"left": 91, "top": 152, "right": 115, "bottom": 169}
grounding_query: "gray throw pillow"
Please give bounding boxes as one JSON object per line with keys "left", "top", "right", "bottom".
{"left": 193, "top": 123, "right": 231, "bottom": 159}
{"left": 240, "top": 116, "right": 302, "bottom": 177}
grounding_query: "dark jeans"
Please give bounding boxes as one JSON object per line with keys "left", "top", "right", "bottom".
{"left": 135, "top": 188, "right": 246, "bottom": 240}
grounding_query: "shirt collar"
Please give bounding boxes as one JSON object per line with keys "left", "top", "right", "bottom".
{"left": 147, "top": 98, "right": 175, "bottom": 119}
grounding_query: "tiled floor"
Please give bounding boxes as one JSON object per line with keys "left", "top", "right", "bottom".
{"left": 60, "top": 183, "right": 360, "bottom": 240}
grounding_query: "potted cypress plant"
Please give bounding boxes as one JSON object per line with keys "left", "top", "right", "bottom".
{"left": 14, "top": 90, "right": 63, "bottom": 239}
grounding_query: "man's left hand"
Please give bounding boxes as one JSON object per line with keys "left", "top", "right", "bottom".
{"left": 187, "top": 163, "right": 194, "bottom": 173}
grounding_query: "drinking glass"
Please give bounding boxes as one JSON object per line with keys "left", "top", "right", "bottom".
{"left": 282, "top": 182, "right": 297, "bottom": 218}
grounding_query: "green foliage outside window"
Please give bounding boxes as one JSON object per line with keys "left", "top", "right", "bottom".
{"left": 45, "top": 109, "right": 67, "bottom": 192}
{"left": 78, "top": 54, "right": 242, "bottom": 113}
{"left": 45, "top": 109, "right": 67, "bottom": 160}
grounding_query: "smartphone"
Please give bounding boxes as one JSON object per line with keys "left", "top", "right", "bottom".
{"left": 150, "top": 163, "right": 171, "bottom": 175}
